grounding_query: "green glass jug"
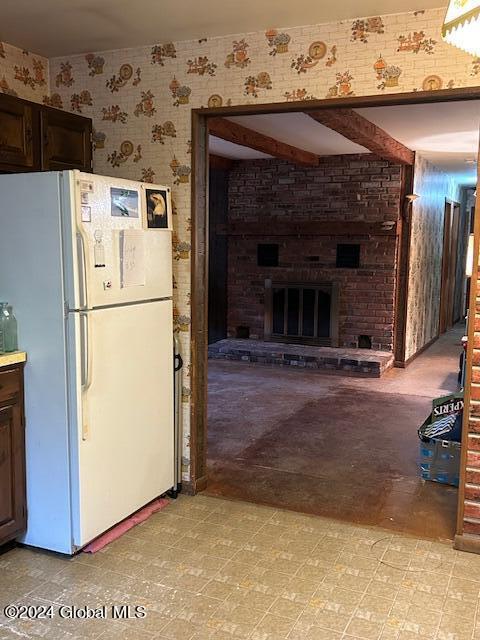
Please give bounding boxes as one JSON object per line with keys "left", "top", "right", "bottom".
{"left": 0, "top": 303, "right": 18, "bottom": 353}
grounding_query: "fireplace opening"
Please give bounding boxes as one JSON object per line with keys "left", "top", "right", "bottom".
{"left": 265, "top": 280, "right": 339, "bottom": 346}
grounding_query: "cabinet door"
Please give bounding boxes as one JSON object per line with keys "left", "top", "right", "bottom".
{"left": 0, "top": 371, "right": 26, "bottom": 545}
{"left": 0, "top": 95, "right": 36, "bottom": 170}
{"left": 41, "top": 108, "right": 92, "bottom": 172}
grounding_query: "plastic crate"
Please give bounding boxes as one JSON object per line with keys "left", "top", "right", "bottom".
{"left": 419, "top": 417, "right": 460, "bottom": 487}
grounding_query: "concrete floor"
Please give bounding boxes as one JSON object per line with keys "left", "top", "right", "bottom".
{"left": 206, "top": 326, "right": 464, "bottom": 542}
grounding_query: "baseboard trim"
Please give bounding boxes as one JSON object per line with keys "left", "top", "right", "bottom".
{"left": 183, "top": 475, "right": 207, "bottom": 495}
{"left": 404, "top": 335, "right": 439, "bottom": 367}
{"left": 454, "top": 533, "right": 480, "bottom": 554}
{"left": 194, "top": 475, "right": 208, "bottom": 493}
{"left": 179, "top": 481, "right": 195, "bottom": 495}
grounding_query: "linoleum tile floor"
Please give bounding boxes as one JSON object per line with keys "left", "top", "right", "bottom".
{"left": 1, "top": 494, "right": 480, "bottom": 640}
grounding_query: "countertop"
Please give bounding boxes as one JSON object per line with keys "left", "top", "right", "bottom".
{"left": 0, "top": 351, "right": 27, "bottom": 368}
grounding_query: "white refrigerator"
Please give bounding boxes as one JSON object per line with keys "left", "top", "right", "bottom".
{"left": 0, "top": 170, "right": 174, "bottom": 554}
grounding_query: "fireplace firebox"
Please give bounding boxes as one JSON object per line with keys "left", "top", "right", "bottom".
{"left": 264, "top": 280, "right": 339, "bottom": 347}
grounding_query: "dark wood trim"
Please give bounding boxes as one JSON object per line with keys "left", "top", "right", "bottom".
{"left": 209, "top": 154, "right": 235, "bottom": 171}
{"left": 191, "top": 86, "right": 480, "bottom": 495}
{"left": 190, "top": 111, "right": 209, "bottom": 487}
{"left": 399, "top": 334, "right": 438, "bottom": 368}
{"left": 179, "top": 477, "right": 208, "bottom": 496}
{"left": 209, "top": 117, "right": 319, "bottom": 166}
{"left": 193, "top": 475, "right": 208, "bottom": 493}
{"left": 194, "top": 87, "right": 480, "bottom": 119}
{"left": 454, "top": 533, "right": 480, "bottom": 554}
{"left": 306, "top": 108, "right": 414, "bottom": 165}
{"left": 228, "top": 221, "right": 397, "bottom": 237}
{"left": 393, "top": 162, "right": 415, "bottom": 367}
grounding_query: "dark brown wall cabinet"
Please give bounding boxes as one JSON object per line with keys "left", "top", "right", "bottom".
{"left": 0, "top": 93, "right": 92, "bottom": 174}
{"left": 0, "top": 99, "right": 34, "bottom": 169}
{"left": 0, "top": 364, "right": 26, "bottom": 546}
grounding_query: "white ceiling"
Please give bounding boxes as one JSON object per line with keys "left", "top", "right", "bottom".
{"left": 210, "top": 136, "right": 273, "bottom": 160}
{"left": 209, "top": 101, "right": 480, "bottom": 185}
{"left": 221, "top": 113, "right": 368, "bottom": 156}
{"left": 356, "top": 102, "right": 480, "bottom": 181}
{"left": 1, "top": 0, "right": 445, "bottom": 57}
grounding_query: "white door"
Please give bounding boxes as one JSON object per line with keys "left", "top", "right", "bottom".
{"left": 69, "top": 299, "right": 174, "bottom": 548}
{"left": 63, "top": 171, "right": 173, "bottom": 310}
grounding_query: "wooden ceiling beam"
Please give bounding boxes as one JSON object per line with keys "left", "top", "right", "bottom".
{"left": 209, "top": 117, "right": 319, "bottom": 167}
{"left": 305, "top": 108, "right": 415, "bottom": 165}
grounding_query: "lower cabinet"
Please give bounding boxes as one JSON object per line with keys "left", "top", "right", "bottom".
{"left": 0, "top": 364, "right": 26, "bottom": 546}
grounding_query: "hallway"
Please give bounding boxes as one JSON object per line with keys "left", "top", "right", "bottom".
{"left": 206, "top": 326, "right": 464, "bottom": 541}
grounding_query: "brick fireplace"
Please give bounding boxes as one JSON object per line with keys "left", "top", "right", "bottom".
{"left": 215, "top": 153, "right": 403, "bottom": 352}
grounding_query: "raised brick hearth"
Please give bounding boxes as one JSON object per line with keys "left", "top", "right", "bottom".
{"left": 208, "top": 339, "right": 394, "bottom": 377}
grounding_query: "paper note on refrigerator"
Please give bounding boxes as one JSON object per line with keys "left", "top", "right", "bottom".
{"left": 120, "top": 229, "right": 145, "bottom": 287}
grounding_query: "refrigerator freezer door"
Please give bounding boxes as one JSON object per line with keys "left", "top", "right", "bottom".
{"left": 68, "top": 300, "right": 174, "bottom": 548}
{"left": 63, "top": 171, "right": 173, "bottom": 310}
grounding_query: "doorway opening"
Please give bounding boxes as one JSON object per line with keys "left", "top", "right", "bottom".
{"left": 191, "top": 90, "right": 480, "bottom": 541}
{"left": 439, "top": 199, "right": 462, "bottom": 335}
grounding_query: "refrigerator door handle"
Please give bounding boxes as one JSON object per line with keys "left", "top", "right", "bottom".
{"left": 80, "top": 312, "right": 89, "bottom": 388}
{"left": 80, "top": 311, "right": 93, "bottom": 441}
{"left": 76, "top": 232, "right": 89, "bottom": 309}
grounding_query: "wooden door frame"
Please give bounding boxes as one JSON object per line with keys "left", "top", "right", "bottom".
{"left": 450, "top": 200, "right": 461, "bottom": 325}
{"left": 190, "top": 87, "right": 480, "bottom": 491}
{"left": 452, "top": 201, "right": 463, "bottom": 325}
{"left": 439, "top": 199, "right": 454, "bottom": 335}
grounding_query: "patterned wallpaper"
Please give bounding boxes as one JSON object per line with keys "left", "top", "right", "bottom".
{"left": 12, "top": 7, "right": 478, "bottom": 481}
{"left": 0, "top": 41, "right": 49, "bottom": 103}
{"left": 405, "top": 154, "right": 461, "bottom": 360}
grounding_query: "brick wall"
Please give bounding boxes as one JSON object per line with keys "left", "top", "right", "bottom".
{"left": 462, "top": 313, "right": 480, "bottom": 537}
{"left": 226, "top": 154, "right": 402, "bottom": 351}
